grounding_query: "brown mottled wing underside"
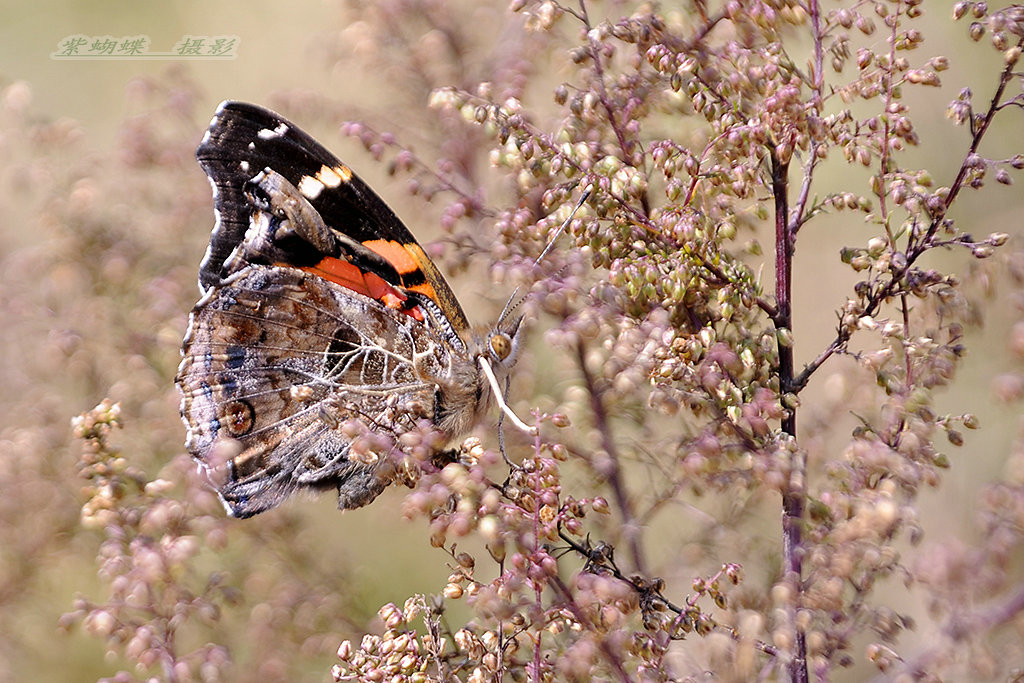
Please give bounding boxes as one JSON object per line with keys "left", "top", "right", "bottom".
{"left": 177, "top": 264, "right": 455, "bottom": 518}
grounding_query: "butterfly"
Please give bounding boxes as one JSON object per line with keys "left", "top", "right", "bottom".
{"left": 176, "top": 101, "right": 525, "bottom": 518}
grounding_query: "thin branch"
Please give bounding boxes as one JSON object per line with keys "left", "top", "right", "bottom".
{"left": 578, "top": 0, "right": 650, "bottom": 214}
{"left": 556, "top": 530, "right": 780, "bottom": 658}
{"left": 574, "top": 340, "right": 648, "bottom": 575}
{"left": 771, "top": 146, "right": 809, "bottom": 683}
{"left": 878, "top": 0, "right": 915, "bottom": 388}
{"left": 789, "top": 36, "right": 1024, "bottom": 393}
{"left": 787, "top": 0, "right": 824, "bottom": 240}
{"left": 789, "top": 149, "right": 821, "bottom": 237}
{"left": 547, "top": 573, "right": 633, "bottom": 682}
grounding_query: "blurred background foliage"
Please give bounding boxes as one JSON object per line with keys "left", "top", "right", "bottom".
{"left": 1, "top": 0, "right": 1023, "bottom": 681}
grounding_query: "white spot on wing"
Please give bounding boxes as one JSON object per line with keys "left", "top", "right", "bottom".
{"left": 257, "top": 122, "right": 289, "bottom": 140}
{"left": 298, "top": 175, "right": 325, "bottom": 199}
{"left": 200, "top": 112, "right": 220, "bottom": 145}
{"left": 316, "top": 164, "right": 343, "bottom": 187}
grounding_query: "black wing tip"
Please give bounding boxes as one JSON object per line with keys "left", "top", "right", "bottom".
{"left": 212, "top": 99, "right": 275, "bottom": 118}
{"left": 196, "top": 101, "right": 290, "bottom": 161}
{"left": 213, "top": 100, "right": 282, "bottom": 122}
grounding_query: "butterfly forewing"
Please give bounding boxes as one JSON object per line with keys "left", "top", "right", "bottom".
{"left": 196, "top": 101, "right": 469, "bottom": 332}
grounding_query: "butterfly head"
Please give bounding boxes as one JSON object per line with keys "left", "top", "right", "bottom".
{"left": 482, "top": 285, "right": 528, "bottom": 373}
{"left": 483, "top": 313, "right": 523, "bottom": 375}
{"left": 467, "top": 308, "right": 536, "bottom": 435}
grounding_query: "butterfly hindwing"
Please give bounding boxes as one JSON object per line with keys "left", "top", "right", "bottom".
{"left": 177, "top": 263, "right": 454, "bottom": 517}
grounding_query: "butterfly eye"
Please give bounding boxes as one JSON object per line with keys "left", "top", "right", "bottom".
{"left": 489, "top": 333, "right": 512, "bottom": 361}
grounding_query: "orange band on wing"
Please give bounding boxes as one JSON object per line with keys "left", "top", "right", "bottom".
{"left": 361, "top": 239, "right": 442, "bottom": 305}
{"left": 297, "top": 257, "right": 424, "bottom": 322}
{"left": 362, "top": 239, "right": 421, "bottom": 275}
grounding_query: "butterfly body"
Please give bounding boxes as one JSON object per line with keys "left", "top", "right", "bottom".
{"left": 176, "top": 101, "right": 520, "bottom": 518}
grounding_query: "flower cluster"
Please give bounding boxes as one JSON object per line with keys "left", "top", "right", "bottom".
{"left": 63, "top": 400, "right": 235, "bottom": 682}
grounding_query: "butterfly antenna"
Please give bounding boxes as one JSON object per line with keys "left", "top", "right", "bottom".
{"left": 497, "top": 286, "right": 522, "bottom": 326}
{"left": 495, "top": 184, "right": 593, "bottom": 321}
{"left": 534, "top": 183, "right": 593, "bottom": 267}
{"left": 488, "top": 185, "right": 593, "bottom": 438}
